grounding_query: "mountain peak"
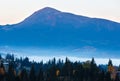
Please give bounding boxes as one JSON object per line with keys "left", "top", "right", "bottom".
{"left": 41, "top": 7, "right": 59, "bottom": 11}
{"left": 35, "top": 7, "right": 61, "bottom": 14}
{"left": 20, "top": 7, "right": 62, "bottom": 25}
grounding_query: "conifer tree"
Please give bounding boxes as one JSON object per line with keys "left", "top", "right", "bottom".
{"left": 48, "top": 61, "right": 57, "bottom": 81}
{"left": 105, "top": 72, "right": 111, "bottom": 81}
{"left": 90, "top": 58, "right": 98, "bottom": 81}
{"left": 108, "top": 59, "right": 113, "bottom": 66}
{"left": 73, "top": 62, "right": 83, "bottom": 81}
{"left": 29, "top": 64, "right": 36, "bottom": 81}
{"left": 98, "top": 70, "right": 105, "bottom": 81}
{"left": 37, "top": 67, "right": 43, "bottom": 81}
{"left": 20, "top": 69, "right": 29, "bottom": 81}
{"left": 6, "top": 63, "right": 16, "bottom": 81}
{"left": 0, "top": 62, "right": 5, "bottom": 81}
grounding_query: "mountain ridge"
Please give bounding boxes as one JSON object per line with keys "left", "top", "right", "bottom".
{"left": 0, "top": 7, "right": 120, "bottom": 51}
{"left": 1, "top": 7, "right": 120, "bottom": 30}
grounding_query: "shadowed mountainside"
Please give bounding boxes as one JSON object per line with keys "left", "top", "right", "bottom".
{"left": 0, "top": 7, "right": 120, "bottom": 51}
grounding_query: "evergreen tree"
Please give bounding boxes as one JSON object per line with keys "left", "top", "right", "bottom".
{"left": 5, "top": 54, "right": 14, "bottom": 61}
{"left": 105, "top": 72, "right": 111, "bottom": 81}
{"left": 73, "top": 62, "right": 83, "bottom": 81}
{"left": 108, "top": 59, "right": 113, "bottom": 66}
{"left": 22, "top": 57, "right": 30, "bottom": 67}
{"left": 62, "top": 57, "right": 70, "bottom": 76}
{"left": 6, "top": 63, "right": 16, "bottom": 81}
{"left": 48, "top": 62, "right": 57, "bottom": 81}
{"left": 0, "top": 62, "right": 5, "bottom": 81}
{"left": 90, "top": 58, "right": 98, "bottom": 81}
{"left": 62, "top": 57, "right": 73, "bottom": 81}
{"left": 29, "top": 64, "right": 36, "bottom": 81}
{"left": 20, "top": 69, "right": 29, "bottom": 81}
{"left": 37, "top": 67, "right": 44, "bottom": 81}
{"left": 52, "top": 57, "right": 56, "bottom": 65}
{"left": 98, "top": 70, "right": 105, "bottom": 81}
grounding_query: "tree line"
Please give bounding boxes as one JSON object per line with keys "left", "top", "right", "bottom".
{"left": 0, "top": 54, "right": 120, "bottom": 81}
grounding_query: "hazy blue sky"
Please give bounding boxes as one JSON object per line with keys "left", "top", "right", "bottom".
{"left": 0, "top": 0, "right": 120, "bottom": 25}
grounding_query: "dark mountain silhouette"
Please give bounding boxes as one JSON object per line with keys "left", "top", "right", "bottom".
{"left": 0, "top": 7, "right": 120, "bottom": 50}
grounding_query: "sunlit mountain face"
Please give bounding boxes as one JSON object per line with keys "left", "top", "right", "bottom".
{"left": 0, "top": 7, "right": 120, "bottom": 65}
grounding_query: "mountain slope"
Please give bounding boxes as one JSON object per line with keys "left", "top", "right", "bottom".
{"left": 0, "top": 7, "right": 120, "bottom": 51}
